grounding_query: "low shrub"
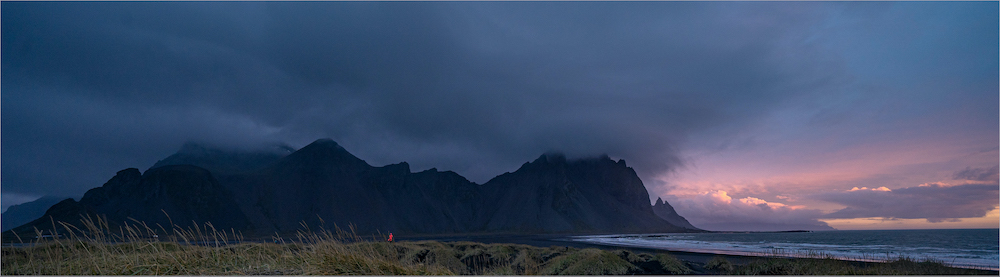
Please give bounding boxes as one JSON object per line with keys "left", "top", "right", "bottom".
{"left": 704, "top": 256, "right": 733, "bottom": 272}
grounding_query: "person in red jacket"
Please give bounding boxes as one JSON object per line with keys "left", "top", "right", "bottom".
{"left": 388, "top": 233, "right": 393, "bottom": 242}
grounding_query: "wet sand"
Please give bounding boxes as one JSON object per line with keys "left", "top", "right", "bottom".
{"left": 395, "top": 233, "right": 753, "bottom": 267}
{"left": 394, "top": 233, "right": 1000, "bottom": 274}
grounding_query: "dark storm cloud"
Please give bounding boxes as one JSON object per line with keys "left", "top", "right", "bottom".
{"left": 953, "top": 166, "right": 999, "bottom": 182}
{"left": 2, "top": 1, "right": 847, "bottom": 200}
{"left": 3, "top": 0, "right": 997, "bottom": 219}
{"left": 815, "top": 183, "right": 1000, "bottom": 223}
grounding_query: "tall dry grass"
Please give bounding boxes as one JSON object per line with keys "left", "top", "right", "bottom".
{"left": 7, "top": 215, "right": 992, "bottom": 275}
{"left": 1, "top": 215, "right": 694, "bottom": 275}
{"left": 2, "top": 214, "right": 459, "bottom": 275}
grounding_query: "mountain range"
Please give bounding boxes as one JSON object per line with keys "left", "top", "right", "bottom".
{"left": 2, "top": 139, "right": 699, "bottom": 240}
{"left": 1, "top": 196, "right": 64, "bottom": 231}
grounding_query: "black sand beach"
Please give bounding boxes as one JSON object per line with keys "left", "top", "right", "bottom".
{"left": 395, "top": 233, "right": 1000, "bottom": 275}
{"left": 397, "top": 233, "right": 758, "bottom": 269}
{"left": 5, "top": 231, "right": 997, "bottom": 275}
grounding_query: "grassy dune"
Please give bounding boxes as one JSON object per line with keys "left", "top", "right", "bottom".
{"left": 1, "top": 217, "right": 994, "bottom": 275}
{"left": 2, "top": 236, "right": 691, "bottom": 275}
{"left": 1, "top": 217, "right": 691, "bottom": 275}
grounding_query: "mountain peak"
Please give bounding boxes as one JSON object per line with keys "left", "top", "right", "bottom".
{"left": 107, "top": 168, "right": 142, "bottom": 188}
{"left": 534, "top": 152, "right": 567, "bottom": 164}
{"left": 308, "top": 138, "right": 340, "bottom": 147}
{"left": 652, "top": 197, "right": 700, "bottom": 230}
{"left": 297, "top": 139, "right": 351, "bottom": 155}
{"left": 176, "top": 141, "right": 295, "bottom": 155}
{"left": 281, "top": 138, "right": 370, "bottom": 169}
{"left": 483, "top": 151, "right": 684, "bottom": 233}
{"left": 531, "top": 153, "right": 620, "bottom": 165}
{"left": 151, "top": 141, "right": 294, "bottom": 175}
{"left": 1, "top": 196, "right": 67, "bottom": 231}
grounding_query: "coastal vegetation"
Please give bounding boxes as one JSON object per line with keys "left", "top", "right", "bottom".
{"left": 1, "top": 217, "right": 994, "bottom": 275}
{"left": 1, "top": 217, "right": 692, "bottom": 275}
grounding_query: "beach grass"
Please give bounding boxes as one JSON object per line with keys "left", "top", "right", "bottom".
{"left": 1, "top": 216, "right": 695, "bottom": 275}
{"left": 2, "top": 216, "right": 995, "bottom": 275}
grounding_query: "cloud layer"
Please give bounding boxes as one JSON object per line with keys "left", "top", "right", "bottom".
{"left": 665, "top": 165, "right": 1000, "bottom": 230}
{"left": 953, "top": 165, "right": 999, "bottom": 182}
{"left": 3, "top": 2, "right": 997, "bottom": 231}
{"left": 667, "top": 191, "right": 834, "bottom": 231}
{"left": 816, "top": 179, "right": 999, "bottom": 223}
{"left": 1, "top": 2, "right": 850, "bottom": 196}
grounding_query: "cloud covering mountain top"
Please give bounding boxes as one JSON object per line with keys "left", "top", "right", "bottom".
{"left": 3, "top": 2, "right": 997, "bottom": 230}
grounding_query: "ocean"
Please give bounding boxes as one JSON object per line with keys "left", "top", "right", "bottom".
{"left": 569, "top": 229, "right": 999, "bottom": 270}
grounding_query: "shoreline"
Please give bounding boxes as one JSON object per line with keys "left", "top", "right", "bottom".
{"left": 6, "top": 230, "right": 995, "bottom": 272}
{"left": 395, "top": 233, "right": 1000, "bottom": 273}
{"left": 5, "top": 232, "right": 997, "bottom": 275}
{"left": 395, "top": 233, "right": 732, "bottom": 264}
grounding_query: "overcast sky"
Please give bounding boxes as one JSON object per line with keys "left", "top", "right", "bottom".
{"left": 2, "top": 2, "right": 997, "bottom": 231}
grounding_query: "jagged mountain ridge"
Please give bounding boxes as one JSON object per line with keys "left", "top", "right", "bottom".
{"left": 481, "top": 153, "right": 679, "bottom": 233}
{"left": 149, "top": 141, "right": 294, "bottom": 174}
{"left": 4, "top": 139, "right": 699, "bottom": 240}
{"left": 652, "top": 197, "right": 699, "bottom": 230}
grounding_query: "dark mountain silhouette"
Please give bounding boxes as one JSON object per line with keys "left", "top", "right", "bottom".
{"left": 225, "top": 139, "right": 489, "bottom": 234}
{"left": 481, "top": 153, "right": 684, "bottom": 233}
{"left": 2, "top": 196, "right": 65, "bottom": 231}
{"left": 227, "top": 139, "right": 404, "bottom": 233}
{"left": 5, "top": 166, "right": 251, "bottom": 237}
{"left": 3, "top": 139, "right": 697, "bottom": 241}
{"left": 149, "top": 141, "right": 293, "bottom": 174}
{"left": 652, "top": 197, "right": 700, "bottom": 230}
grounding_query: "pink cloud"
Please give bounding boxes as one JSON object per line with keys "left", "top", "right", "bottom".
{"left": 815, "top": 182, "right": 999, "bottom": 222}
{"left": 667, "top": 190, "right": 834, "bottom": 231}
{"left": 848, "top": 186, "right": 891, "bottom": 192}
